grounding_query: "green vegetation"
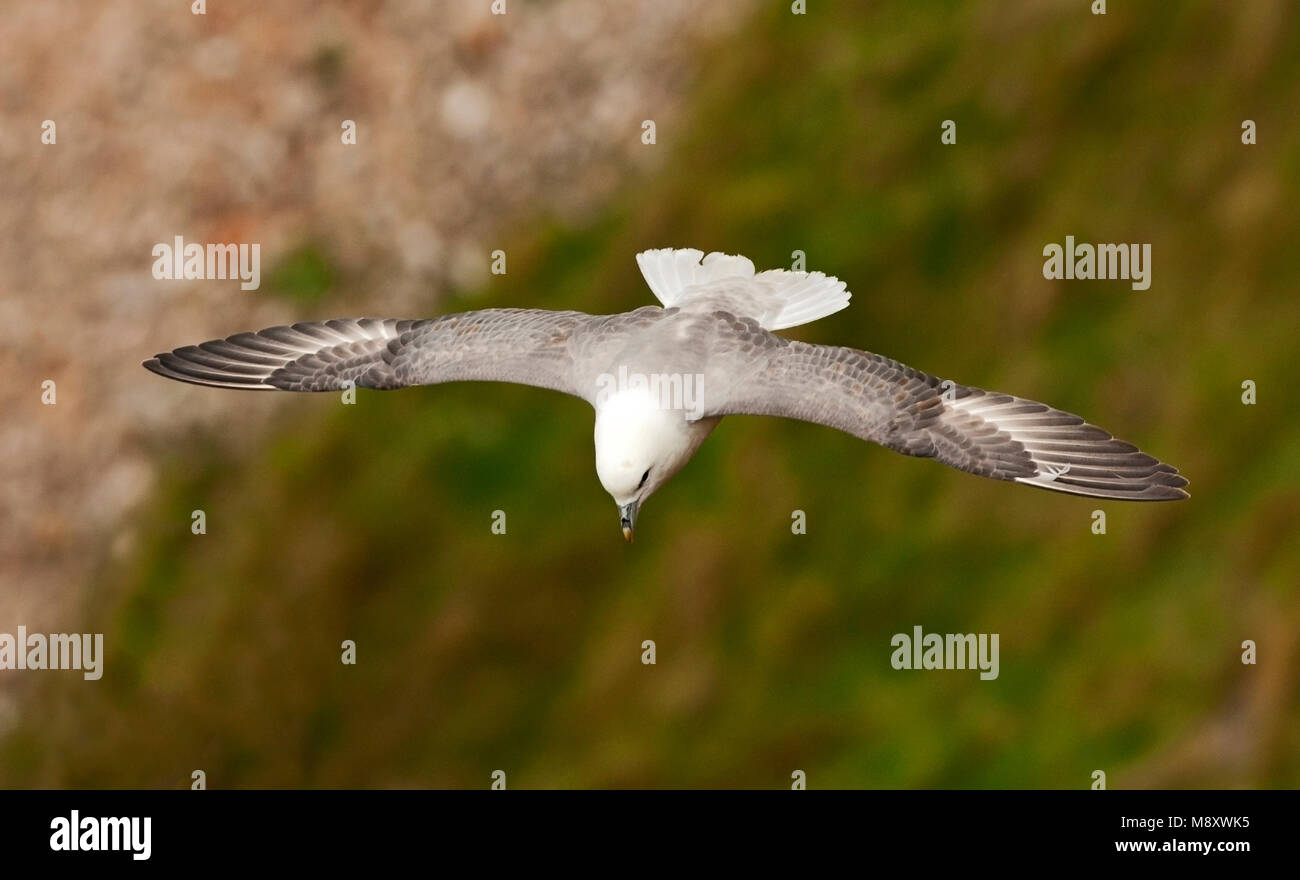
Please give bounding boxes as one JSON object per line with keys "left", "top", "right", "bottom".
{"left": 5, "top": 1, "right": 1298, "bottom": 788}
{"left": 266, "top": 241, "right": 339, "bottom": 305}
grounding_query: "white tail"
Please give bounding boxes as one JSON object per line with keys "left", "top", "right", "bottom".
{"left": 635, "top": 248, "right": 850, "bottom": 331}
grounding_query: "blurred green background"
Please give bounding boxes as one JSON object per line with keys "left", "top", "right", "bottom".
{"left": 4, "top": 0, "right": 1298, "bottom": 788}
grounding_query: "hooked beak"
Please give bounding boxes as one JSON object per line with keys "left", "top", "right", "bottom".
{"left": 619, "top": 502, "right": 638, "bottom": 543}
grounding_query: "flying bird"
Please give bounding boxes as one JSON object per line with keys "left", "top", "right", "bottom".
{"left": 144, "top": 248, "right": 1188, "bottom": 540}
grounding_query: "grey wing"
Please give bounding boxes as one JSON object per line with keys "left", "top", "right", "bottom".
{"left": 143, "top": 309, "right": 596, "bottom": 398}
{"left": 706, "top": 332, "right": 1189, "bottom": 501}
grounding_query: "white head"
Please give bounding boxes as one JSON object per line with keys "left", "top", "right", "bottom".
{"left": 594, "top": 389, "right": 710, "bottom": 542}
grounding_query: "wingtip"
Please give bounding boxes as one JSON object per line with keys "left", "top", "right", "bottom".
{"left": 1137, "top": 482, "right": 1190, "bottom": 501}
{"left": 1013, "top": 468, "right": 1191, "bottom": 501}
{"left": 1150, "top": 470, "right": 1190, "bottom": 501}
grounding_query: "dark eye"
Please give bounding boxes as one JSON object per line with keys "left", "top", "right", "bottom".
{"left": 638, "top": 469, "right": 650, "bottom": 488}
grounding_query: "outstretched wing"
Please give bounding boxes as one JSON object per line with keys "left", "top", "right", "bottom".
{"left": 705, "top": 332, "right": 1189, "bottom": 501}
{"left": 143, "top": 309, "right": 595, "bottom": 397}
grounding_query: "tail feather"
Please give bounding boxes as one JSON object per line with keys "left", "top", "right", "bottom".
{"left": 635, "top": 248, "right": 850, "bottom": 331}
{"left": 755, "top": 268, "right": 851, "bottom": 330}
